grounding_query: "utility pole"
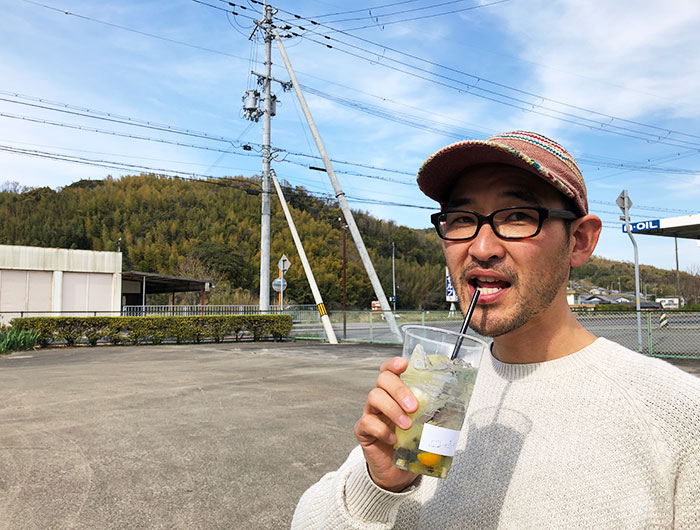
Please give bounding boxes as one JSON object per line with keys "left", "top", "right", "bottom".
{"left": 675, "top": 237, "right": 682, "bottom": 302}
{"left": 258, "top": 2, "right": 273, "bottom": 312}
{"left": 243, "top": 3, "right": 275, "bottom": 312}
{"left": 617, "top": 190, "right": 643, "bottom": 352}
{"left": 340, "top": 218, "right": 347, "bottom": 340}
{"left": 273, "top": 29, "right": 402, "bottom": 341}
{"left": 392, "top": 241, "right": 396, "bottom": 311}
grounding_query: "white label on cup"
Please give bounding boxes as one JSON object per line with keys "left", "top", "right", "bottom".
{"left": 418, "top": 423, "right": 461, "bottom": 456}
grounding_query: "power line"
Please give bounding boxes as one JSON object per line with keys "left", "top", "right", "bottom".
{"left": 0, "top": 90, "right": 424, "bottom": 176}
{"left": 0, "top": 108, "right": 418, "bottom": 182}
{"left": 26, "top": 0, "right": 700, "bottom": 152}
{"left": 268, "top": 4, "right": 700, "bottom": 149}
{"left": 589, "top": 200, "right": 697, "bottom": 216}
{"left": 0, "top": 140, "right": 257, "bottom": 173}
{"left": 311, "top": 0, "right": 481, "bottom": 24}
{"left": 22, "top": 0, "right": 254, "bottom": 61}
{"left": 317, "top": 0, "right": 511, "bottom": 30}
{"left": 311, "top": 0, "right": 425, "bottom": 18}
{"left": 0, "top": 143, "right": 436, "bottom": 211}
{"left": 0, "top": 94, "right": 245, "bottom": 145}
{"left": 299, "top": 84, "right": 485, "bottom": 140}
{"left": 0, "top": 111, "right": 262, "bottom": 158}
{"left": 4, "top": 87, "right": 698, "bottom": 192}
{"left": 297, "top": 31, "right": 700, "bottom": 151}
{"left": 191, "top": 0, "right": 260, "bottom": 21}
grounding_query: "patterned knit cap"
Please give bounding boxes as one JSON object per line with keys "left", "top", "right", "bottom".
{"left": 417, "top": 131, "right": 588, "bottom": 216}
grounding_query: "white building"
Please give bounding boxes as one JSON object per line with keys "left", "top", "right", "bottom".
{"left": 0, "top": 245, "right": 121, "bottom": 324}
{"left": 656, "top": 297, "right": 684, "bottom": 310}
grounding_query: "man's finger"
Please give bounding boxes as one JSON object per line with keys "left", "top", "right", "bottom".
{"left": 379, "top": 356, "right": 408, "bottom": 375}
{"left": 364, "top": 387, "right": 412, "bottom": 430}
{"left": 355, "top": 413, "right": 397, "bottom": 446}
{"left": 376, "top": 370, "right": 418, "bottom": 414}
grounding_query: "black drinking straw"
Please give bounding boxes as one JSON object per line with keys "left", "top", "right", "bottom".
{"left": 450, "top": 289, "right": 481, "bottom": 360}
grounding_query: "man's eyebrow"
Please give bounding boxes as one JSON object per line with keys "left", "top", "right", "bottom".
{"left": 443, "top": 190, "right": 543, "bottom": 209}
{"left": 444, "top": 197, "right": 473, "bottom": 209}
{"left": 503, "top": 189, "right": 543, "bottom": 206}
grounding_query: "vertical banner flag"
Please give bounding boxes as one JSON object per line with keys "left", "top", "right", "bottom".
{"left": 446, "top": 267, "right": 458, "bottom": 302}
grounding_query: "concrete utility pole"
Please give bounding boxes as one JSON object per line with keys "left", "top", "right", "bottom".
{"left": 617, "top": 189, "right": 643, "bottom": 352}
{"left": 675, "top": 237, "right": 682, "bottom": 300}
{"left": 271, "top": 170, "right": 338, "bottom": 343}
{"left": 271, "top": 170, "right": 338, "bottom": 344}
{"left": 342, "top": 221, "right": 347, "bottom": 340}
{"left": 392, "top": 241, "right": 396, "bottom": 311}
{"left": 258, "top": 2, "right": 273, "bottom": 312}
{"left": 273, "top": 29, "right": 402, "bottom": 341}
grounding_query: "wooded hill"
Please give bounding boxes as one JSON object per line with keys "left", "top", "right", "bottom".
{"left": 1, "top": 175, "right": 698, "bottom": 308}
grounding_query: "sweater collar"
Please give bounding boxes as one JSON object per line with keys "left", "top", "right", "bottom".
{"left": 484, "top": 337, "right": 608, "bottom": 381}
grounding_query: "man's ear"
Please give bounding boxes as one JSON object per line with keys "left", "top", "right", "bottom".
{"left": 569, "top": 215, "right": 602, "bottom": 268}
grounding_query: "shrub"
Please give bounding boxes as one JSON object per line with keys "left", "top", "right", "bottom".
{"left": 0, "top": 328, "right": 39, "bottom": 354}
{"left": 9, "top": 314, "right": 293, "bottom": 347}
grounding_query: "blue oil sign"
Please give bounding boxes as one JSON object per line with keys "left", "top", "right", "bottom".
{"left": 621, "top": 219, "right": 660, "bottom": 233}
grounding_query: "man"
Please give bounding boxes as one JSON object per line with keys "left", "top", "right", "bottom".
{"left": 291, "top": 131, "right": 700, "bottom": 529}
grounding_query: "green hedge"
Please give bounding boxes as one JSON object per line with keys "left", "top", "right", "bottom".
{"left": 10, "top": 315, "right": 293, "bottom": 347}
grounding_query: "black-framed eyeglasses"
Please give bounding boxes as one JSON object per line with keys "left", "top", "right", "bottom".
{"left": 430, "top": 207, "right": 578, "bottom": 241}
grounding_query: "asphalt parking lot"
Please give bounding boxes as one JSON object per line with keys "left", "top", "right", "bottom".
{"left": 1, "top": 342, "right": 698, "bottom": 529}
{"left": 0, "top": 341, "right": 400, "bottom": 530}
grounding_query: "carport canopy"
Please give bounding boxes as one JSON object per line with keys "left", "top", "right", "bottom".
{"left": 122, "top": 271, "right": 211, "bottom": 294}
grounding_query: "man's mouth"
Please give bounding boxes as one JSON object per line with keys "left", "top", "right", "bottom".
{"left": 469, "top": 275, "right": 512, "bottom": 296}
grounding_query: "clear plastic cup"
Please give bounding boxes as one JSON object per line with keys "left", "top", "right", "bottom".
{"left": 392, "top": 325, "right": 487, "bottom": 478}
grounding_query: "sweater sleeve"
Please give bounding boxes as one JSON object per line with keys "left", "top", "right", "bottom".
{"left": 291, "top": 446, "right": 421, "bottom": 530}
{"left": 673, "top": 438, "right": 700, "bottom": 529}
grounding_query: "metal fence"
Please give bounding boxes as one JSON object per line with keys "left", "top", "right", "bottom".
{"left": 0, "top": 305, "right": 320, "bottom": 325}
{"left": 121, "top": 304, "right": 318, "bottom": 322}
{"left": 291, "top": 310, "right": 700, "bottom": 359}
{"left": 2, "top": 307, "right": 698, "bottom": 359}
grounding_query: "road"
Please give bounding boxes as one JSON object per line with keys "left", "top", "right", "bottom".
{"left": 1, "top": 341, "right": 697, "bottom": 529}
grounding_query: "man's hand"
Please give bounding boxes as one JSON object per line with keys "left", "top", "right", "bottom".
{"left": 354, "top": 356, "right": 420, "bottom": 492}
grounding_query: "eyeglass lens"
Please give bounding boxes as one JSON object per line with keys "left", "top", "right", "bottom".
{"left": 439, "top": 208, "right": 542, "bottom": 240}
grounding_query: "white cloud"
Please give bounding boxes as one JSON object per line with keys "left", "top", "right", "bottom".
{"left": 490, "top": 0, "right": 700, "bottom": 120}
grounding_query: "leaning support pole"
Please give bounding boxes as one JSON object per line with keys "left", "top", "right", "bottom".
{"left": 271, "top": 170, "right": 338, "bottom": 344}
{"left": 274, "top": 30, "right": 402, "bottom": 342}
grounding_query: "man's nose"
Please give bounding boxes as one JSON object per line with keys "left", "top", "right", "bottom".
{"left": 467, "top": 223, "right": 506, "bottom": 262}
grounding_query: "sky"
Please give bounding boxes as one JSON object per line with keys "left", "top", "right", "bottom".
{"left": 2, "top": 0, "right": 700, "bottom": 277}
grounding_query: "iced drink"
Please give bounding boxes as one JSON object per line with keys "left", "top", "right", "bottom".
{"left": 393, "top": 326, "right": 485, "bottom": 478}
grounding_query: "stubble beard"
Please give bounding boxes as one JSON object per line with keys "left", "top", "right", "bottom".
{"left": 458, "top": 243, "right": 571, "bottom": 338}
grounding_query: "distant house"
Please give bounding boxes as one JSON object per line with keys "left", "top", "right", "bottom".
{"left": 566, "top": 289, "right": 586, "bottom": 306}
{"left": 581, "top": 293, "right": 661, "bottom": 310}
{"left": 583, "top": 294, "right": 630, "bottom": 305}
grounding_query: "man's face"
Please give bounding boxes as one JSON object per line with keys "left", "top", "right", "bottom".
{"left": 442, "top": 165, "right": 573, "bottom": 337}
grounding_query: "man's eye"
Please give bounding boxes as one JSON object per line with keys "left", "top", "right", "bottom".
{"left": 504, "top": 210, "right": 537, "bottom": 223}
{"left": 447, "top": 215, "right": 476, "bottom": 226}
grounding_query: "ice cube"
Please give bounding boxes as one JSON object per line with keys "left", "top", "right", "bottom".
{"left": 426, "top": 354, "right": 450, "bottom": 370}
{"left": 410, "top": 344, "right": 428, "bottom": 369}
{"left": 452, "top": 358, "right": 473, "bottom": 369}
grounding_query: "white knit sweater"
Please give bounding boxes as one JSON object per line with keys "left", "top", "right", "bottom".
{"left": 291, "top": 338, "right": 700, "bottom": 529}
